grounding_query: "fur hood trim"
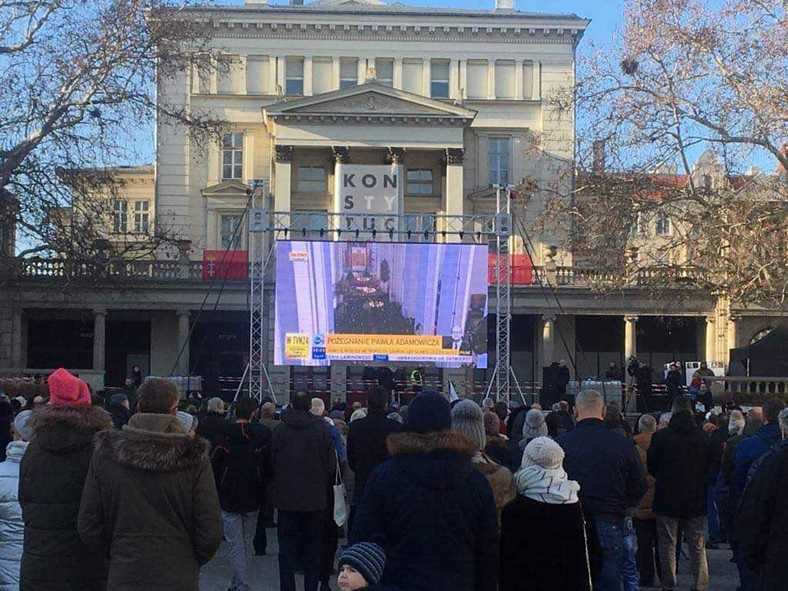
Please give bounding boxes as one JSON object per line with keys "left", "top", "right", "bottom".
{"left": 387, "top": 430, "right": 477, "bottom": 457}
{"left": 95, "top": 427, "right": 209, "bottom": 472}
{"left": 31, "top": 404, "right": 111, "bottom": 434}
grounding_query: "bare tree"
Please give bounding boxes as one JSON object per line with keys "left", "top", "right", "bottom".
{"left": 0, "top": 0, "right": 225, "bottom": 260}
{"left": 531, "top": 0, "right": 788, "bottom": 308}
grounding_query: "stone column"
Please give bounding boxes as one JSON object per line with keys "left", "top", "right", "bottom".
{"left": 274, "top": 145, "right": 293, "bottom": 230}
{"left": 303, "top": 56, "right": 313, "bottom": 96}
{"left": 92, "top": 308, "right": 107, "bottom": 372}
{"left": 727, "top": 315, "right": 739, "bottom": 360}
{"left": 515, "top": 59, "right": 524, "bottom": 99}
{"left": 176, "top": 309, "right": 191, "bottom": 376}
{"left": 393, "top": 57, "right": 403, "bottom": 89}
{"left": 445, "top": 148, "right": 464, "bottom": 242}
{"left": 541, "top": 313, "right": 556, "bottom": 367}
{"left": 705, "top": 315, "right": 716, "bottom": 362}
{"left": 624, "top": 315, "right": 638, "bottom": 366}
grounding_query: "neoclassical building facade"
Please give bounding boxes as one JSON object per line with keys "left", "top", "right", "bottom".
{"left": 0, "top": 0, "right": 784, "bottom": 398}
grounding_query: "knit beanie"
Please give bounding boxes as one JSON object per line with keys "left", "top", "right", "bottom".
{"left": 176, "top": 411, "right": 196, "bottom": 433}
{"left": 338, "top": 542, "right": 386, "bottom": 585}
{"left": 48, "top": 368, "right": 91, "bottom": 407}
{"left": 14, "top": 409, "right": 34, "bottom": 441}
{"left": 522, "top": 409, "right": 548, "bottom": 440}
{"left": 483, "top": 411, "right": 501, "bottom": 437}
{"left": 521, "top": 436, "right": 564, "bottom": 470}
{"left": 404, "top": 392, "right": 451, "bottom": 434}
{"left": 451, "top": 399, "right": 486, "bottom": 450}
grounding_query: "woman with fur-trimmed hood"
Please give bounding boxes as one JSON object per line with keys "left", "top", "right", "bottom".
{"left": 77, "top": 378, "right": 222, "bottom": 591}
{"left": 351, "top": 392, "right": 499, "bottom": 591}
{"left": 19, "top": 368, "right": 112, "bottom": 591}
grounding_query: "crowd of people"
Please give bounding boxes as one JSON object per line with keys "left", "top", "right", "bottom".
{"left": 0, "top": 367, "right": 787, "bottom": 591}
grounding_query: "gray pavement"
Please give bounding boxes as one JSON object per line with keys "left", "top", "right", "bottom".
{"left": 200, "top": 528, "right": 740, "bottom": 591}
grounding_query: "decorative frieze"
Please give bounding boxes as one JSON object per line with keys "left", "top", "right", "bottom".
{"left": 274, "top": 144, "right": 294, "bottom": 162}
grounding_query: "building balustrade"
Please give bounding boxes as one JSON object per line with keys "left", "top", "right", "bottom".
{"left": 2, "top": 255, "right": 707, "bottom": 289}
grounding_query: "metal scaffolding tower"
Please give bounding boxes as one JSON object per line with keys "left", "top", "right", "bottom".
{"left": 494, "top": 185, "right": 513, "bottom": 401}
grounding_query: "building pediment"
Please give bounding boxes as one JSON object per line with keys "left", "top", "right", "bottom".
{"left": 202, "top": 180, "right": 249, "bottom": 196}
{"left": 264, "top": 82, "right": 476, "bottom": 126}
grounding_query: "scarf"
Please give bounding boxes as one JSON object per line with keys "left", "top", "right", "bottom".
{"left": 514, "top": 464, "right": 580, "bottom": 505}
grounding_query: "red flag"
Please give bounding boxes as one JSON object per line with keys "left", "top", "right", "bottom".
{"left": 203, "top": 250, "right": 248, "bottom": 281}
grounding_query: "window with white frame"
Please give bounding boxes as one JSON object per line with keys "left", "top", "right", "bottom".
{"left": 406, "top": 169, "right": 434, "bottom": 195}
{"left": 431, "top": 60, "right": 450, "bottom": 98}
{"left": 488, "top": 137, "right": 510, "bottom": 186}
{"left": 376, "top": 58, "right": 394, "bottom": 86}
{"left": 220, "top": 214, "right": 243, "bottom": 250}
{"left": 340, "top": 58, "right": 358, "bottom": 89}
{"left": 285, "top": 57, "right": 304, "bottom": 96}
{"left": 222, "top": 132, "right": 243, "bottom": 180}
{"left": 133, "top": 201, "right": 150, "bottom": 234}
{"left": 655, "top": 210, "right": 671, "bottom": 236}
{"left": 297, "top": 166, "right": 327, "bottom": 193}
{"left": 112, "top": 200, "right": 128, "bottom": 233}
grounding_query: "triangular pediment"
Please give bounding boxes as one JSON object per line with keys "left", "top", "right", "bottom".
{"left": 202, "top": 180, "right": 249, "bottom": 196}
{"left": 264, "top": 82, "right": 476, "bottom": 123}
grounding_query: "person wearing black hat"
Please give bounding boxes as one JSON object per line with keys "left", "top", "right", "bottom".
{"left": 351, "top": 392, "right": 499, "bottom": 591}
{"left": 336, "top": 542, "right": 386, "bottom": 590}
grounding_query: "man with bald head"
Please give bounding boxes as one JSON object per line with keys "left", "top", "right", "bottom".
{"left": 558, "top": 390, "right": 647, "bottom": 591}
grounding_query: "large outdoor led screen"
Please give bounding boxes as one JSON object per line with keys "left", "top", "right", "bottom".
{"left": 274, "top": 240, "right": 488, "bottom": 367}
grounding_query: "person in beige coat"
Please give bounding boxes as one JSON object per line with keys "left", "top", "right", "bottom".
{"left": 451, "top": 399, "right": 515, "bottom": 525}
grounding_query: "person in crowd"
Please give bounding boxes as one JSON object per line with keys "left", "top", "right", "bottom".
{"left": 493, "top": 401, "right": 509, "bottom": 435}
{"left": 211, "top": 397, "right": 270, "bottom": 591}
{"left": 658, "top": 412, "right": 672, "bottom": 430}
{"left": 19, "top": 368, "right": 111, "bottom": 591}
{"left": 483, "top": 411, "right": 515, "bottom": 470}
{"left": 77, "top": 378, "right": 222, "bottom": 591}
{"left": 735, "top": 408, "right": 788, "bottom": 591}
{"left": 130, "top": 364, "right": 143, "bottom": 388}
{"left": 558, "top": 389, "right": 647, "bottom": 591}
{"left": 254, "top": 400, "right": 278, "bottom": 557}
{"left": 520, "top": 408, "right": 548, "bottom": 449}
{"left": 605, "top": 362, "right": 623, "bottom": 382}
{"left": 734, "top": 399, "right": 785, "bottom": 494}
{"left": 0, "top": 410, "right": 33, "bottom": 590}
{"left": 743, "top": 407, "right": 763, "bottom": 436}
{"left": 554, "top": 400, "right": 575, "bottom": 434}
{"left": 500, "top": 436, "right": 589, "bottom": 591}
{"left": 0, "top": 398, "right": 12, "bottom": 463}
{"left": 259, "top": 401, "right": 278, "bottom": 430}
{"left": 177, "top": 410, "right": 198, "bottom": 436}
{"left": 665, "top": 363, "right": 684, "bottom": 406}
{"left": 632, "top": 414, "right": 660, "bottom": 588}
{"left": 310, "top": 397, "right": 346, "bottom": 591}
{"left": 557, "top": 360, "right": 571, "bottom": 398}
{"left": 197, "top": 396, "right": 226, "bottom": 448}
{"left": 704, "top": 414, "right": 728, "bottom": 547}
{"left": 108, "top": 393, "right": 132, "bottom": 429}
{"left": 717, "top": 409, "right": 746, "bottom": 558}
{"left": 352, "top": 392, "right": 498, "bottom": 591}
{"left": 347, "top": 387, "right": 402, "bottom": 528}
{"left": 647, "top": 396, "right": 713, "bottom": 591}
{"left": 506, "top": 404, "right": 528, "bottom": 452}
{"left": 451, "top": 400, "right": 515, "bottom": 524}
{"left": 692, "top": 362, "right": 715, "bottom": 387}
{"left": 272, "top": 391, "right": 336, "bottom": 591}
{"left": 336, "top": 542, "right": 386, "bottom": 591}
{"left": 603, "top": 402, "right": 632, "bottom": 438}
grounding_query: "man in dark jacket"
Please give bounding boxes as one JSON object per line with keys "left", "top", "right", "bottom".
{"left": 647, "top": 396, "right": 715, "bottom": 591}
{"left": 212, "top": 396, "right": 271, "bottom": 591}
{"left": 347, "top": 386, "right": 402, "bottom": 512}
{"left": 19, "top": 368, "right": 111, "bottom": 591}
{"left": 77, "top": 378, "right": 223, "bottom": 591}
{"left": 736, "top": 408, "right": 788, "bottom": 591}
{"left": 351, "top": 392, "right": 499, "bottom": 591}
{"left": 197, "top": 396, "right": 227, "bottom": 449}
{"left": 108, "top": 393, "right": 132, "bottom": 429}
{"left": 558, "top": 389, "right": 646, "bottom": 591}
{"left": 272, "top": 391, "right": 336, "bottom": 591}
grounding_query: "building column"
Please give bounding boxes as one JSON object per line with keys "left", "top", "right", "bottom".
{"left": 488, "top": 60, "right": 496, "bottom": 99}
{"left": 727, "top": 315, "right": 739, "bottom": 360}
{"left": 393, "top": 57, "right": 403, "bottom": 89}
{"left": 624, "top": 315, "right": 638, "bottom": 366}
{"left": 541, "top": 313, "right": 556, "bottom": 367}
{"left": 303, "top": 56, "right": 313, "bottom": 96}
{"left": 92, "top": 308, "right": 107, "bottom": 372}
{"left": 176, "top": 309, "right": 191, "bottom": 376}
{"left": 705, "top": 315, "right": 716, "bottom": 362}
{"left": 449, "top": 58, "right": 460, "bottom": 99}
{"left": 274, "top": 145, "right": 293, "bottom": 218}
{"left": 275, "top": 56, "right": 286, "bottom": 95}
{"left": 10, "top": 307, "right": 23, "bottom": 369}
{"left": 515, "top": 59, "right": 524, "bottom": 99}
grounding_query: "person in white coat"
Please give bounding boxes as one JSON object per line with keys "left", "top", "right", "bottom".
{"left": 0, "top": 410, "right": 32, "bottom": 590}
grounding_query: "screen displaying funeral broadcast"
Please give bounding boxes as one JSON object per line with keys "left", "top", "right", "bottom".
{"left": 274, "top": 240, "right": 488, "bottom": 368}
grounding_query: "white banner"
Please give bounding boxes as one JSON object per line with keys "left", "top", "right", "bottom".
{"left": 333, "top": 163, "right": 403, "bottom": 238}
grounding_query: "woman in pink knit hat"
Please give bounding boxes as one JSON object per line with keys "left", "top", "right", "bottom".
{"left": 19, "top": 368, "right": 111, "bottom": 591}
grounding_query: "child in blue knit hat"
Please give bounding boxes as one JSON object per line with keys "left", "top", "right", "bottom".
{"left": 337, "top": 542, "right": 386, "bottom": 590}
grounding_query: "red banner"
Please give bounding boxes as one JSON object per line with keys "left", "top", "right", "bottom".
{"left": 488, "top": 253, "right": 534, "bottom": 285}
{"left": 203, "top": 250, "right": 248, "bottom": 280}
